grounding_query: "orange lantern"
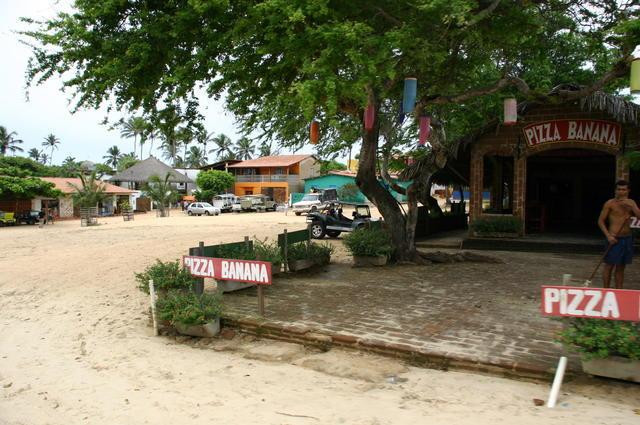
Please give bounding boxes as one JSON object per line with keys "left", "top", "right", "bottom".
{"left": 503, "top": 98, "right": 517, "bottom": 126}
{"left": 310, "top": 120, "right": 319, "bottom": 145}
{"left": 364, "top": 103, "right": 375, "bottom": 131}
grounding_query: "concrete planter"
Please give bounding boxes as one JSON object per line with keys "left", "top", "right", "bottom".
{"left": 288, "top": 258, "right": 315, "bottom": 272}
{"left": 217, "top": 280, "right": 254, "bottom": 293}
{"left": 581, "top": 356, "right": 640, "bottom": 382}
{"left": 352, "top": 255, "right": 387, "bottom": 267}
{"left": 175, "top": 318, "right": 221, "bottom": 338}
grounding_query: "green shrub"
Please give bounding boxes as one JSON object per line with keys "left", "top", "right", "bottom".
{"left": 253, "top": 238, "right": 284, "bottom": 264}
{"left": 287, "top": 241, "right": 334, "bottom": 262}
{"left": 135, "top": 259, "right": 195, "bottom": 294}
{"left": 342, "top": 227, "right": 393, "bottom": 257}
{"left": 207, "top": 239, "right": 283, "bottom": 264}
{"left": 156, "top": 291, "right": 223, "bottom": 326}
{"left": 470, "top": 216, "right": 522, "bottom": 234}
{"left": 557, "top": 318, "right": 640, "bottom": 360}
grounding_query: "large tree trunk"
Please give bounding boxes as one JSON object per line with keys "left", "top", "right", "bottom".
{"left": 355, "top": 126, "right": 420, "bottom": 262}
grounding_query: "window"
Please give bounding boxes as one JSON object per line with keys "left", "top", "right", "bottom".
{"left": 482, "top": 155, "right": 514, "bottom": 214}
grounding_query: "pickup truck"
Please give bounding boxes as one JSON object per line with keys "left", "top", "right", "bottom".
{"left": 292, "top": 189, "right": 338, "bottom": 216}
{"left": 232, "top": 195, "right": 277, "bottom": 212}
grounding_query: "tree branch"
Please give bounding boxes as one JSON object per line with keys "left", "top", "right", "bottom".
{"left": 381, "top": 153, "right": 408, "bottom": 195}
{"left": 466, "top": 0, "right": 502, "bottom": 27}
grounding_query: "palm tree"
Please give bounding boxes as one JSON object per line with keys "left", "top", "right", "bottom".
{"left": 197, "top": 129, "right": 214, "bottom": 157}
{"left": 28, "top": 148, "right": 41, "bottom": 161}
{"left": 143, "top": 172, "right": 179, "bottom": 217}
{"left": 39, "top": 152, "right": 49, "bottom": 164}
{"left": 259, "top": 141, "right": 280, "bottom": 157}
{"left": 103, "top": 145, "right": 122, "bottom": 169}
{"left": 209, "top": 133, "right": 233, "bottom": 160}
{"left": 145, "top": 124, "right": 157, "bottom": 158}
{"left": 235, "top": 137, "right": 255, "bottom": 160}
{"left": 0, "top": 126, "right": 24, "bottom": 156}
{"left": 120, "top": 117, "right": 146, "bottom": 159}
{"left": 186, "top": 146, "right": 207, "bottom": 168}
{"left": 42, "top": 133, "right": 60, "bottom": 165}
{"left": 69, "top": 171, "right": 107, "bottom": 209}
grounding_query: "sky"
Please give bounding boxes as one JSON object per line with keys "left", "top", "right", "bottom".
{"left": 0, "top": 0, "right": 315, "bottom": 166}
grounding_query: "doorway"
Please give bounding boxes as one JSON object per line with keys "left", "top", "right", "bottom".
{"left": 526, "top": 149, "right": 615, "bottom": 234}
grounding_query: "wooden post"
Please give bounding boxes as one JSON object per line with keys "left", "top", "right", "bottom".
{"left": 257, "top": 285, "right": 265, "bottom": 317}
{"left": 283, "top": 229, "right": 289, "bottom": 273}
{"left": 149, "top": 279, "right": 159, "bottom": 336}
{"left": 307, "top": 223, "right": 312, "bottom": 248}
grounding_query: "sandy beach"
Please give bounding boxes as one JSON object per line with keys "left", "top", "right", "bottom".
{"left": 1, "top": 211, "right": 638, "bottom": 424}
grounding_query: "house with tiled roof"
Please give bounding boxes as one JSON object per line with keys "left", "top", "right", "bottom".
{"left": 37, "top": 177, "right": 135, "bottom": 218}
{"left": 227, "top": 155, "right": 320, "bottom": 203}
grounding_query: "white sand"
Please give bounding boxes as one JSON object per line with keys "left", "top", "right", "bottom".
{"left": 1, "top": 211, "right": 638, "bottom": 424}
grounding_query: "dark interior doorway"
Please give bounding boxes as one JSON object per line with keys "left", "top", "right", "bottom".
{"left": 526, "top": 149, "right": 615, "bottom": 234}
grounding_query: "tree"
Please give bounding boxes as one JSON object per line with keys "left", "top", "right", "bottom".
{"left": 117, "top": 153, "right": 138, "bottom": 172}
{"left": 22, "top": 1, "right": 639, "bottom": 260}
{"left": 120, "top": 117, "right": 147, "bottom": 159}
{"left": 61, "top": 156, "right": 80, "bottom": 175}
{"left": 235, "top": 137, "right": 255, "bottom": 160}
{"left": 320, "top": 160, "right": 347, "bottom": 175}
{"left": 194, "top": 170, "right": 235, "bottom": 201}
{"left": 39, "top": 152, "right": 49, "bottom": 165}
{"left": 103, "top": 145, "right": 122, "bottom": 169}
{"left": 42, "top": 134, "right": 60, "bottom": 165}
{"left": 69, "top": 171, "right": 107, "bottom": 208}
{"left": 209, "top": 134, "right": 233, "bottom": 160}
{"left": 0, "top": 157, "right": 62, "bottom": 211}
{"left": 258, "top": 142, "right": 275, "bottom": 158}
{"left": 0, "top": 126, "right": 24, "bottom": 156}
{"left": 27, "top": 148, "right": 41, "bottom": 161}
{"left": 186, "top": 146, "right": 207, "bottom": 168}
{"left": 95, "top": 163, "right": 114, "bottom": 177}
{"left": 143, "top": 172, "right": 179, "bottom": 217}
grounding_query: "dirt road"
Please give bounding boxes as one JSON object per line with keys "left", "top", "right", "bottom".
{"left": 1, "top": 211, "right": 638, "bottom": 424}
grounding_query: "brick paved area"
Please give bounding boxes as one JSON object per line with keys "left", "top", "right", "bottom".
{"left": 220, "top": 247, "right": 640, "bottom": 379}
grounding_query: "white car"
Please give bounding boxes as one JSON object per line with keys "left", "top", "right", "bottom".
{"left": 187, "top": 202, "right": 221, "bottom": 216}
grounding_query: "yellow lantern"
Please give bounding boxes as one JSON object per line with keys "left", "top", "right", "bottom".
{"left": 631, "top": 58, "right": 640, "bottom": 94}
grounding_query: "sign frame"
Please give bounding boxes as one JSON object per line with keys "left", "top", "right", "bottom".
{"left": 541, "top": 285, "right": 640, "bottom": 322}
{"left": 182, "top": 255, "right": 273, "bottom": 285}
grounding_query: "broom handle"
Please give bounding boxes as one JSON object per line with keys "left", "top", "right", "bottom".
{"left": 587, "top": 215, "right": 630, "bottom": 282}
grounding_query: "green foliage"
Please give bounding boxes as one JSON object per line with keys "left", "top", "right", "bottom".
{"left": 0, "top": 175, "right": 61, "bottom": 199}
{"left": 287, "top": 241, "right": 333, "bottom": 263}
{"left": 207, "top": 238, "right": 283, "bottom": 264}
{"left": 135, "top": 259, "right": 195, "bottom": 295}
{"left": 253, "top": 238, "right": 284, "bottom": 264}
{"left": 69, "top": 171, "right": 107, "bottom": 208}
{"left": 342, "top": 227, "right": 393, "bottom": 257}
{"left": 95, "top": 163, "right": 115, "bottom": 177}
{"left": 156, "top": 291, "right": 223, "bottom": 326}
{"left": 143, "top": 172, "right": 179, "bottom": 217}
{"left": 117, "top": 154, "right": 138, "bottom": 172}
{"left": 470, "top": 217, "right": 522, "bottom": 234}
{"left": 0, "top": 126, "right": 24, "bottom": 156}
{"left": 337, "top": 183, "right": 360, "bottom": 202}
{"left": 558, "top": 318, "right": 640, "bottom": 360}
{"left": 195, "top": 170, "right": 235, "bottom": 196}
{"left": 0, "top": 156, "right": 78, "bottom": 178}
{"left": 320, "top": 159, "right": 347, "bottom": 175}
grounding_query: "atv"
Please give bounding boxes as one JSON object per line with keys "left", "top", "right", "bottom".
{"left": 306, "top": 202, "right": 375, "bottom": 238}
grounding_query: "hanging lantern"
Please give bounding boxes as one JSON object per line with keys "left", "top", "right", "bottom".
{"left": 631, "top": 58, "right": 640, "bottom": 94}
{"left": 364, "top": 103, "right": 375, "bottom": 131}
{"left": 402, "top": 77, "right": 417, "bottom": 115}
{"left": 503, "top": 98, "right": 518, "bottom": 126}
{"left": 310, "top": 120, "right": 319, "bottom": 145}
{"left": 418, "top": 116, "right": 431, "bottom": 146}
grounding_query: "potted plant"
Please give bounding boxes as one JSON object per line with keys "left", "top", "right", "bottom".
{"left": 286, "top": 241, "right": 334, "bottom": 271}
{"left": 558, "top": 318, "right": 640, "bottom": 382}
{"left": 135, "top": 259, "right": 196, "bottom": 296}
{"left": 342, "top": 227, "right": 393, "bottom": 267}
{"left": 469, "top": 216, "right": 522, "bottom": 238}
{"left": 156, "top": 291, "right": 223, "bottom": 337}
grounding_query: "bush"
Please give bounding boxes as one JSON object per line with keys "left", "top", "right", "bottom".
{"left": 135, "top": 259, "right": 196, "bottom": 294}
{"left": 338, "top": 183, "right": 360, "bottom": 202}
{"left": 253, "top": 238, "right": 284, "bottom": 264}
{"left": 156, "top": 291, "right": 223, "bottom": 326}
{"left": 207, "top": 239, "right": 283, "bottom": 264}
{"left": 470, "top": 216, "right": 522, "bottom": 234}
{"left": 557, "top": 318, "right": 640, "bottom": 360}
{"left": 287, "top": 241, "right": 334, "bottom": 263}
{"left": 342, "top": 227, "right": 393, "bottom": 257}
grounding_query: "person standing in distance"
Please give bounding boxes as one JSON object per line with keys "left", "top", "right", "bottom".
{"left": 597, "top": 180, "right": 640, "bottom": 289}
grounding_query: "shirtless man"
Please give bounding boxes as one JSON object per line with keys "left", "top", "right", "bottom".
{"left": 597, "top": 180, "right": 640, "bottom": 289}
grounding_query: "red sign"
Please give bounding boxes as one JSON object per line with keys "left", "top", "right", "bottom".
{"left": 182, "top": 255, "right": 272, "bottom": 285}
{"left": 523, "top": 119, "right": 621, "bottom": 148}
{"left": 541, "top": 286, "right": 640, "bottom": 321}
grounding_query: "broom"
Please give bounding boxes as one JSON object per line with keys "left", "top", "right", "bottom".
{"left": 584, "top": 214, "right": 630, "bottom": 287}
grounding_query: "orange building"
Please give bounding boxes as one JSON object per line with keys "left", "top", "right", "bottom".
{"left": 228, "top": 155, "right": 320, "bottom": 203}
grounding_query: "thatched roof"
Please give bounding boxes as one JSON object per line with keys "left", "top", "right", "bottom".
{"left": 109, "top": 156, "right": 193, "bottom": 183}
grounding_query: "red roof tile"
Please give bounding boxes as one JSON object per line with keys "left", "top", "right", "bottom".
{"left": 227, "top": 155, "right": 315, "bottom": 168}
{"left": 41, "top": 177, "right": 135, "bottom": 195}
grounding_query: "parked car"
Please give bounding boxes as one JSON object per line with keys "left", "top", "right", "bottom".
{"left": 292, "top": 188, "right": 338, "bottom": 216}
{"left": 306, "top": 201, "right": 375, "bottom": 238}
{"left": 231, "top": 194, "right": 277, "bottom": 212}
{"left": 187, "top": 202, "right": 221, "bottom": 216}
{"left": 0, "top": 211, "right": 17, "bottom": 226}
{"left": 16, "top": 210, "right": 41, "bottom": 225}
{"left": 212, "top": 193, "right": 238, "bottom": 212}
